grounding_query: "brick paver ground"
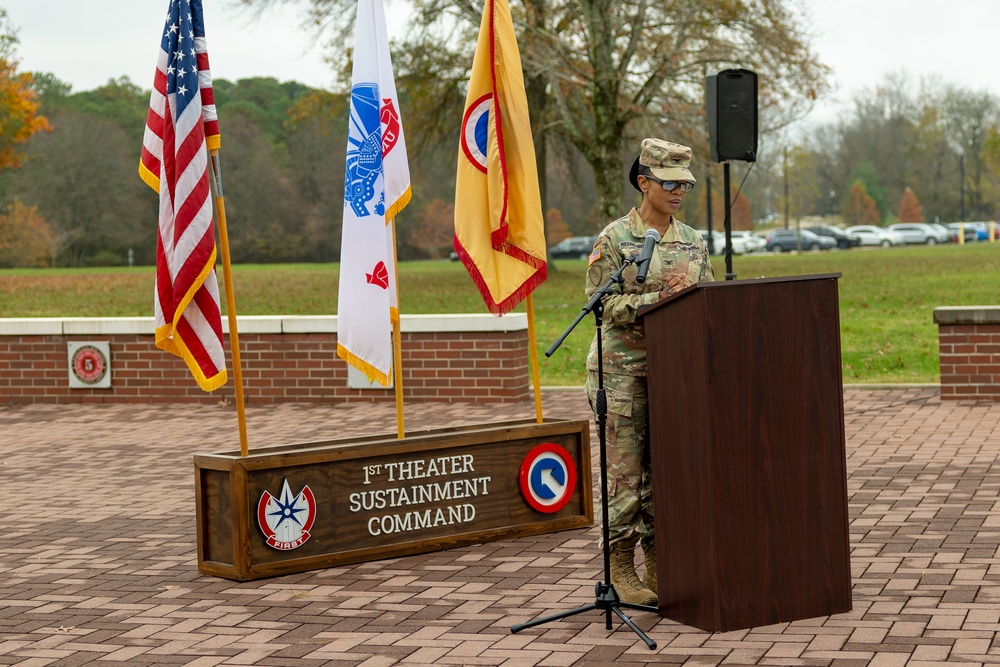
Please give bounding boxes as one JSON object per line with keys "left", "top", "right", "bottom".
{"left": 1, "top": 387, "right": 999, "bottom": 666}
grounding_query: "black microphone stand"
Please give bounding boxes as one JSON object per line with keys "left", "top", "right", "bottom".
{"left": 510, "top": 254, "right": 658, "bottom": 650}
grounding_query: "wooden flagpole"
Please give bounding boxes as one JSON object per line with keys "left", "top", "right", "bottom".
{"left": 390, "top": 220, "right": 405, "bottom": 438}
{"left": 209, "top": 149, "right": 249, "bottom": 456}
{"left": 526, "top": 293, "right": 544, "bottom": 423}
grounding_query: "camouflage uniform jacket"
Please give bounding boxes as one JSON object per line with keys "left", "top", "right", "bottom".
{"left": 585, "top": 208, "right": 714, "bottom": 376}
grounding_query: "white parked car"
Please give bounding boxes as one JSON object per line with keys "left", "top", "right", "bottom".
{"left": 888, "top": 223, "right": 948, "bottom": 245}
{"left": 928, "top": 222, "right": 954, "bottom": 243}
{"left": 698, "top": 229, "right": 748, "bottom": 255}
{"left": 730, "top": 230, "right": 766, "bottom": 252}
{"left": 845, "top": 225, "right": 905, "bottom": 247}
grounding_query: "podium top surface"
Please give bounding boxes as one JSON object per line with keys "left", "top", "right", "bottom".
{"left": 638, "top": 272, "right": 842, "bottom": 319}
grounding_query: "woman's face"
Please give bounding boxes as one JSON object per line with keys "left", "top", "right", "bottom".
{"left": 640, "top": 175, "right": 691, "bottom": 216}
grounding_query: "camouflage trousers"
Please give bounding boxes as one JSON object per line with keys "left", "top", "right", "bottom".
{"left": 585, "top": 371, "right": 653, "bottom": 547}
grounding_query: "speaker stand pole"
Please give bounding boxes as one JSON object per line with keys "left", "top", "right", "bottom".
{"left": 722, "top": 160, "right": 736, "bottom": 281}
{"left": 511, "top": 256, "right": 658, "bottom": 650}
{"left": 705, "top": 174, "right": 715, "bottom": 256}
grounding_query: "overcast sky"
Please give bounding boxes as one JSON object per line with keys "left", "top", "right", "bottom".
{"left": 5, "top": 0, "right": 999, "bottom": 127}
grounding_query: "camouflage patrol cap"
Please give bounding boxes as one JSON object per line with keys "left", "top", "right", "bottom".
{"left": 628, "top": 138, "right": 696, "bottom": 192}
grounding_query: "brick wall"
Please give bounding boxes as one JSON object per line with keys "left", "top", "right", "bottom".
{"left": 0, "top": 315, "right": 531, "bottom": 405}
{"left": 935, "top": 307, "right": 1000, "bottom": 401}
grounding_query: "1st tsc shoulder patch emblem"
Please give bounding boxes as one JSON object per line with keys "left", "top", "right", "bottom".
{"left": 257, "top": 479, "right": 317, "bottom": 551}
{"left": 460, "top": 92, "right": 492, "bottom": 174}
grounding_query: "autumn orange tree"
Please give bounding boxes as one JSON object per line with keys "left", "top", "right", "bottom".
{"left": 730, "top": 190, "right": 753, "bottom": 231}
{"left": 845, "top": 180, "right": 880, "bottom": 225}
{"left": 0, "top": 199, "right": 53, "bottom": 267}
{"left": 411, "top": 198, "right": 455, "bottom": 259}
{"left": 679, "top": 184, "right": 723, "bottom": 230}
{"left": 545, "top": 208, "right": 571, "bottom": 246}
{"left": 897, "top": 187, "right": 924, "bottom": 223}
{"left": 0, "top": 10, "right": 51, "bottom": 267}
{"left": 0, "top": 12, "right": 49, "bottom": 171}
{"left": 679, "top": 184, "right": 752, "bottom": 231}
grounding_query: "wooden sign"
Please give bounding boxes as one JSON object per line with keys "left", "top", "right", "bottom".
{"left": 195, "top": 418, "right": 592, "bottom": 581}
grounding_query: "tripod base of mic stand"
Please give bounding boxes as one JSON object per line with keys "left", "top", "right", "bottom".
{"left": 510, "top": 582, "right": 659, "bottom": 650}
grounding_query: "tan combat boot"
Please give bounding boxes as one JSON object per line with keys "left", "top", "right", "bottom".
{"left": 640, "top": 537, "right": 656, "bottom": 594}
{"left": 610, "top": 538, "right": 657, "bottom": 605}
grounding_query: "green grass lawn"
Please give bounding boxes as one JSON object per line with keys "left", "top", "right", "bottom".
{"left": 2, "top": 243, "right": 997, "bottom": 385}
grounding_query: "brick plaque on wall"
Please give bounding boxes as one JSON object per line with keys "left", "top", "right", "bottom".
{"left": 67, "top": 341, "right": 112, "bottom": 389}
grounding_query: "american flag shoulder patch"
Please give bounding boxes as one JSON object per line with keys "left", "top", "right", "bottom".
{"left": 588, "top": 245, "right": 601, "bottom": 266}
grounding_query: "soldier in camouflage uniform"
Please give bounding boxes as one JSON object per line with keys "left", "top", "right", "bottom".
{"left": 585, "top": 138, "right": 714, "bottom": 605}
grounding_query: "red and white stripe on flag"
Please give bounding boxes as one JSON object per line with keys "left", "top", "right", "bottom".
{"left": 336, "top": 0, "right": 411, "bottom": 386}
{"left": 138, "top": 0, "right": 227, "bottom": 392}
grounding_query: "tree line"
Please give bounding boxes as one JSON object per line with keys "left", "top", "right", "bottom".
{"left": 1, "top": 2, "right": 998, "bottom": 268}
{"left": 1, "top": 0, "right": 830, "bottom": 267}
{"left": 761, "top": 73, "right": 1000, "bottom": 229}
{"left": 1, "top": 73, "right": 342, "bottom": 267}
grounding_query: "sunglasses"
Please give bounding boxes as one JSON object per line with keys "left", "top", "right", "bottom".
{"left": 644, "top": 176, "right": 695, "bottom": 193}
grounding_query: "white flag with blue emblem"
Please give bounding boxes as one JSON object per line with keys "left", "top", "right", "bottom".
{"left": 337, "top": 0, "right": 411, "bottom": 386}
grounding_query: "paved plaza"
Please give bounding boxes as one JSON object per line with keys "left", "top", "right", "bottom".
{"left": 1, "top": 387, "right": 1000, "bottom": 666}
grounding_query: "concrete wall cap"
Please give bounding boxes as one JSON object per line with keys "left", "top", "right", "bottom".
{"left": 221, "top": 316, "right": 282, "bottom": 334}
{"left": 933, "top": 306, "right": 1000, "bottom": 326}
{"left": 0, "top": 318, "right": 65, "bottom": 335}
{"left": 0, "top": 314, "right": 529, "bottom": 336}
{"left": 62, "top": 317, "right": 156, "bottom": 335}
{"left": 400, "top": 313, "right": 527, "bottom": 333}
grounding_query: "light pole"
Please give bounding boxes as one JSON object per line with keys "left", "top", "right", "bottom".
{"left": 959, "top": 154, "right": 966, "bottom": 222}
{"left": 783, "top": 147, "right": 789, "bottom": 230}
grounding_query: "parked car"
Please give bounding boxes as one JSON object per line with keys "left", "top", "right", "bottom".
{"left": 730, "top": 230, "right": 766, "bottom": 252}
{"left": 808, "top": 225, "right": 858, "bottom": 249}
{"left": 928, "top": 222, "right": 954, "bottom": 243}
{"left": 547, "top": 235, "right": 597, "bottom": 259}
{"left": 845, "top": 225, "right": 905, "bottom": 247}
{"left": 765, "top": 229, "right": 836, "bottom": 252}
{"left": 888, "top": 223, "right": 949, "bottom": 245}
{"left": 698, "top": 229, "right": 749, "bottom": 255}
{"left": 966, "top": 222, "right": 991, "bottom": 241}
{"left": 946, "top": 223, "right": 979, "bottom": 244}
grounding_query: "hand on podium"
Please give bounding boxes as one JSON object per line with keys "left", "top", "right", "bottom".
{"left": 658, "top": 273, "right": 691, "bottom": 299}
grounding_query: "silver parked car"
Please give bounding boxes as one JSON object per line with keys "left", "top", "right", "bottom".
{"left": 928, "top": 223, "right": 954, "bottom": 243}
{"left": 888, "top": 223, "right": 948, "bottom": 245}
{"left": 845, "top": 225, "right": 905, "bottom": 247}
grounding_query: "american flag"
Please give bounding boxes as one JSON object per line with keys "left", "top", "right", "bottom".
{"left": 139, "top": 0, "right": 227, "bottom": 392}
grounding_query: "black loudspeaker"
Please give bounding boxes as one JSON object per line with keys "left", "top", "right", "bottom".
{"left": 705, "top": 69, "right": 757, "bottom": 163}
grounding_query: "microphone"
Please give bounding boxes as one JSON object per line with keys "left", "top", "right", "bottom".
{"left": 634, "top": 228, "right": 660, "bottom": 284}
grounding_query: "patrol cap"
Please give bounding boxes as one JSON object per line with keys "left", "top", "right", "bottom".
{"left": 628, "top": 138, "right": 696, "bottom": 192}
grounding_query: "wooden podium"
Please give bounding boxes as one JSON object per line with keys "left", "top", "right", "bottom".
{"left": 638, "top": 273, "right": 852, "bottom": 632}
